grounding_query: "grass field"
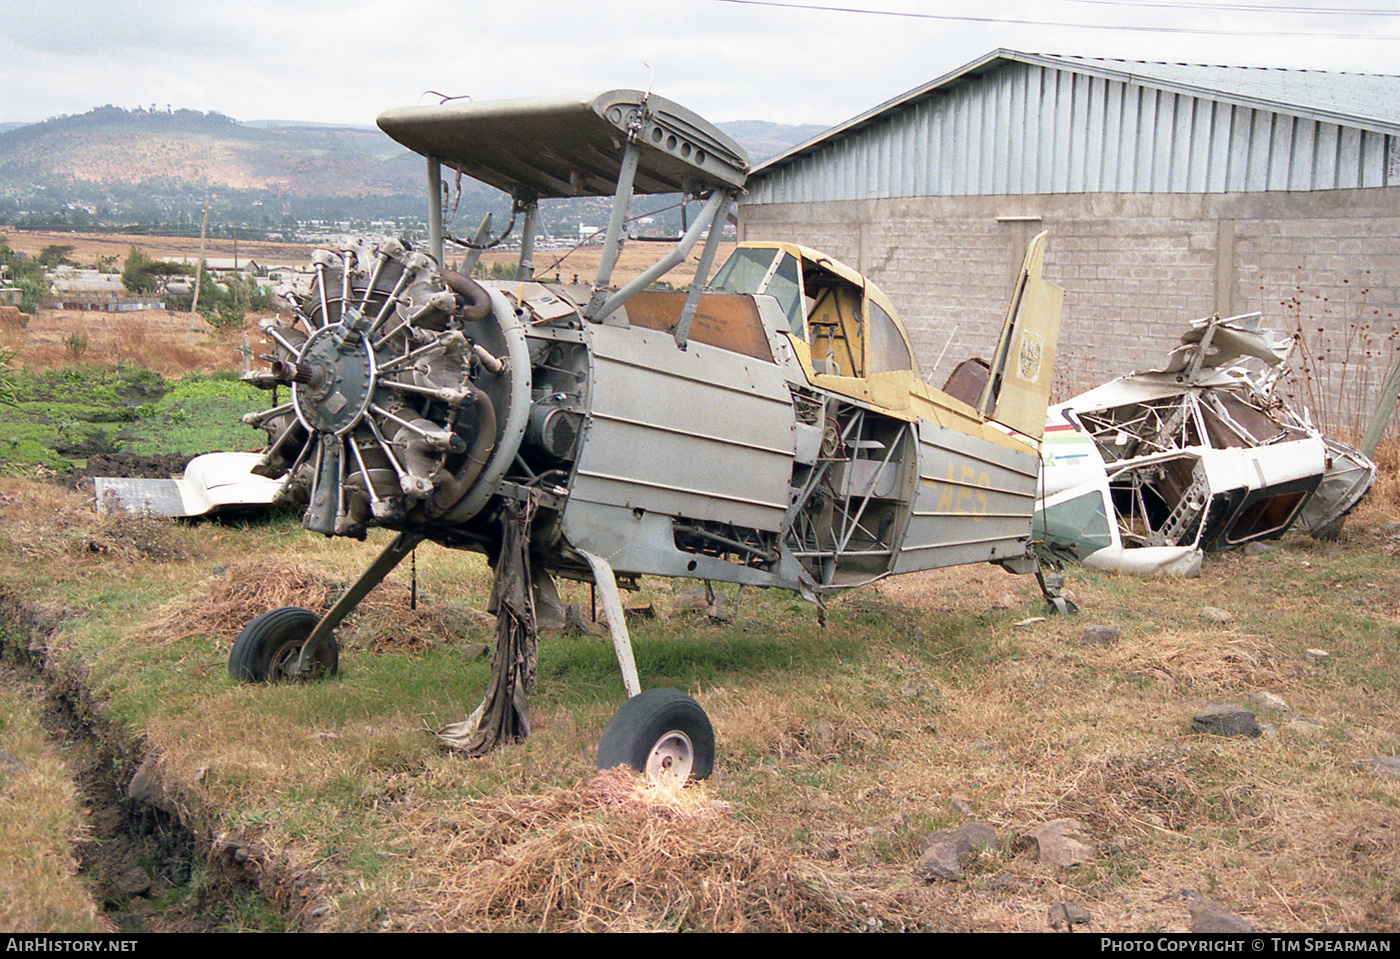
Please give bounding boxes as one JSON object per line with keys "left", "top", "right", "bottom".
{"left": 0, "top": 231, "right": 1398, "bottom": 933}
{"left": 3, "top": 478, "right": 1398, "bottom": 932}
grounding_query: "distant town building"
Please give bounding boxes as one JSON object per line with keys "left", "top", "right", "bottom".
{"left": 46, "top": 266, "right": 163, "bottom": 311}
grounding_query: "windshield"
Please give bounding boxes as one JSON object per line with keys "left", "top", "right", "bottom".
{"left": 710, "top": 247, "right": 778, "bottom": 295}
{"left": 710, "top": 248, "right": 805, "bottom": 336}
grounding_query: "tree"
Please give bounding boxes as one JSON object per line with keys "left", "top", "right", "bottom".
{"left": 0, "top": 243, "right": 51, "bottom": 313}
{"left": 121, "top": 247, "right": 156, "bottom": 294}
{"left": 37, "top": 244, "right": 76, "bottom": 267}
{"left": 121, "top": 247, "right": 191, "bottom": 295}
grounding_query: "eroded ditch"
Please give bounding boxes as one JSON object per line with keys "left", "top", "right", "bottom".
{"left": 0, "top": 591, "right": 308, "bottom": 933}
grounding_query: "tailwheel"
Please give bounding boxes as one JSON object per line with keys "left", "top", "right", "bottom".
{"left": 228, "top": 606, "right": 338, "bottom": 683}
{"left": 596, "top": 688, "right": 715, "bottom": 785}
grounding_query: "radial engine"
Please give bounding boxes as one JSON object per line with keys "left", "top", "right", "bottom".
{"left": 243, "top": 237, "right": 531, "bottom": 545}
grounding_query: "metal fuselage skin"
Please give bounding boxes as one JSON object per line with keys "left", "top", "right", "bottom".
{"left": 481, "top": 240, "right": 1059, "bottom": 599}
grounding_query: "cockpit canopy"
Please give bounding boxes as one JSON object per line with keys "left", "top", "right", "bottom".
{"left": 709, "top": 243, "right": 917, "bottom": 377}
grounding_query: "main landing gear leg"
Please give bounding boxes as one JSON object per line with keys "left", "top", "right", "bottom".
{"left": 581, "top": 550, "right": 715, "bottom": 785}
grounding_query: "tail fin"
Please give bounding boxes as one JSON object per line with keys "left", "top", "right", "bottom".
{"left": 976, "top": 231, "right": 1064, "bottom": 442}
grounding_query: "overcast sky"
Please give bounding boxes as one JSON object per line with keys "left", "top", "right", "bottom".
{"left": 3, "top": 0, "right": 1398, "bottom": 131}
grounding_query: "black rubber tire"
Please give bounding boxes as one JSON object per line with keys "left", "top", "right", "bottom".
{"left": 596, "top": 687, "right": 715, "bottom": 784}
{"left": 228, "top": 606, "right": 338, "bottom": 683}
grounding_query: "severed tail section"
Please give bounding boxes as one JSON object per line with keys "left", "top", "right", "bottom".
{"left": 976, "top": 231, "right": 1064, "bottom": 442}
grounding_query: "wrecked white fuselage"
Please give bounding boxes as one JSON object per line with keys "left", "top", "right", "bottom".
{"left": 1036, "top": 313, "right": 1375, "bottom": 575}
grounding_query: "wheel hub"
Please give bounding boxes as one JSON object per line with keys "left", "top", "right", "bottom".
{"left": 269, "top": 641, "right": 309, "bottom": 680}
{"left": 645, "top": 731, "right": 695, "bottom": 785}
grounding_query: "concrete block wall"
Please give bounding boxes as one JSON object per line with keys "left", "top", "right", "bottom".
{"left": 740, "top": 186, "right": 1400, "bottom": 435}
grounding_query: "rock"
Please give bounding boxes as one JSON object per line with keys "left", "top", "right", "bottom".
{"left": 563, "top": 605, "right": 604, "bottom": 637}
{"left": 1248, "top": 690, "right": 1289, "bottom": 713}
{"left": 673, "top": 588, "right": 711, "bottom": 612}
{"left": 956, "top": 821, "right": 998, "bottom": 854}
{"left": 914, "top": 839, "right": 964, "bottom": 882}
{"left": 1305, "top": 648, "right": 1329, "bottom": 663}
{"left": 213, "top": 840, "right": 258, "bottom": 881}
{"left": 1283, "top": 716, "right": 1325, "bottom": 736}
{"left": 703, "top": 599, "right": 731, "bottom": 623}
{"left": 1015, "top": 818, "right": 1094, "bottom": 867}
{"left": 125, "top": 759, "right": 172, "bottom": 812}
{"left": 0, "top": 751, "right": 31, "bottom": 773}
{"left": 1048, "top": 899, "right": 1093, "bottom": 932}
{"left": 1243, "top": 541, "right": 1278, "bottom": 556}
{"left": 871, "top": 811, "right": 906, "bottom": 834}
{"left": 1365, "top": 756, "right": 1400, "bottom": 779}
{"left": 111, "top": 867, "right": 152, "bottom": 898}
{"left": 1080, "top": 624, "right": 1120, "bottom": 646}
{"left": 1191, "top": 703, "right": 1261, "bottom": 738}
{"left": 1200, "top": 606, "right": 1234, "bottom": 623}
{"left": 914, "top": 822, "right": 998, "bottom": 882}
{"left": 675, "top": 587, "right": 729, "bottom": 623}
{"left": 1185, "top": 891, "right": 1254, "bottom": 933}
{"left": 946, "top": 794, "right": 974, "bottom": 818}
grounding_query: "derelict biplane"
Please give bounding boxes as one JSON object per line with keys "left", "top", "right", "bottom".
{"left": 228, "top": 89, "right": 1068, "bottom": 783}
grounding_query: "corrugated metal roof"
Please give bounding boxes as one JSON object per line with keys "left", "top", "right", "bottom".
{"left": 1040, "top": 53, "right": 1400, "bottom": 135}
{"left": 754, "top": 49, "right": 1400, "bottom": 179}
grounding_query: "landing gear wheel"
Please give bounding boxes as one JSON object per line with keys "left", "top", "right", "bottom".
{"left": 228, "top": 606, "right": 338, "bottom": 683}
{"left": 596, "top": 688, "right": 714, "bottom": 785}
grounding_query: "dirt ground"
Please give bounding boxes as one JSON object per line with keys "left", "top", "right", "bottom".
{"left": 2, "top": 228, "right": 313, "bottom": 269}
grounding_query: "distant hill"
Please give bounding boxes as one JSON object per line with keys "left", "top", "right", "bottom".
{"left": 0, "top": 106, "right": 412, "bottom": 199}
{"left": 0, "top": 105, "right": 829, "bottom": 237}
{"left": 721, "top": 120, "right": 829, "bottom": 163}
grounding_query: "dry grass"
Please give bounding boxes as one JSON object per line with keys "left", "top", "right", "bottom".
{"left": 11, "top": 308, "right": 251, "bottom": 376}
{"left": 0, "top": 437, "right": 1395, "bottom": 934}
{"left": 1274, "top": 270, "right": 1400, "bottom": 444}
{"left": 0, "top": 479, "right": 202, "bottom": 566}
{"left": 0, "top": 677, "right": 111, "bottom": 933}
{"left": 376, "top": 769, "right": 947, "bottom": 933}
{"left": 1106, "top": 633, "right": 1287, "bottom": 690}
{"left": 143, "top": 560, "right": 340, "bottom": 646}
{"left": 4, "top": 231, "right": 729, "bottom": 380}
{"left": 5, "top": 487, "right": 1400, "bottom": 932}
{"left": 145, "top": 557, "right": 488, "bottom": 654}
{"left": 1, "top": 229, "right": 312, "bottom": 271}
